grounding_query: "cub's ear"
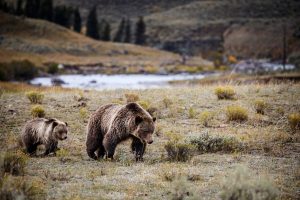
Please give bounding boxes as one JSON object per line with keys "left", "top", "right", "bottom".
{"left": 46, "top": 118, "right": 56, "bottom": 124}
{"left": 135, "top": 116, "right": 143, "bottom": 125}
{"left": 152, "top": 117, "right": 156, "bottom": 122}
{"left": 65, "top": 122, "right": 68, "bottom": 126}
{"left": 126, "top": 102, "right": 139, "bottom": 111}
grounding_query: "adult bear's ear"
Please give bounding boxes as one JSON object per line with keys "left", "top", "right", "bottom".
{"left": 152, "top": 117, "right": 156, "bottom": 122}
{"left": 52, "top": 121, "right": 58, "bottom": 128}
{"left": 65, "top": 122, "right": 68, "bottom": 126}
{"left": 135, "top": 116, "right": 143, "bottom": 125}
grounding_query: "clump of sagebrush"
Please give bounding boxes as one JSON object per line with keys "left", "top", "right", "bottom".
{"left": 170, "top": 176, "right": 195, "bottom": 200}
{"left": 164, "top": 132, "right": 195, "bottom": 162}
{"left": 190, "top": 133, "right": 241, "bottom": 153}
{"left": 215, "top": 86, "right": 236, "bottom": 100}
{"left": 254, "top": 100, "right": 267, "bottom": 114}
{"left": 31, "top": 105, "right": 45, "bottom": 118}
{"left": 226, "top": 105, "right": 248, "bottom": 121}
{"left": 125, "top": 93, "right": 139, "bottom": 103}
{"left": 0, "top": 175, "right": 45, "bottom": 200}
{"left": 0, "top": 151, "right": 28, "bottom": 176}
{"left": 220, "top": 166, "right": 279, "bottom": 200}
{"left": 199, "top": 111, "right": 215, "bottom": 127}
{"left": 188, "top": 107, "right": 196, "bottom": 119}
{"left": 288, "top": 113, "right": 300, "bottom": 131}
{"left": 26, "top": 91, "right": 44, "bottom": 104}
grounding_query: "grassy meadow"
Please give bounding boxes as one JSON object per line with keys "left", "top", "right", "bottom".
{"left": 0, "top": 82, "right": 299, "bottom": 200}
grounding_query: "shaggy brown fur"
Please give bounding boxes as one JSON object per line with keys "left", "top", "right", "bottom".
{"left": 21, "top": 118, "right": 68, "bottom": 156}
{"left": 86, "top": 103, "right": 156, "bottom": 161}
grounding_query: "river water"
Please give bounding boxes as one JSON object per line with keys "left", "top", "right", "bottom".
{"left": 30, "top": 73, "right": 209, "bottom": 90}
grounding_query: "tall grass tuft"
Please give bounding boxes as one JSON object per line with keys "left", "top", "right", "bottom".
{"left": 254, "top": 100, "right": 267, "bottom": 114}
{"left": 31, "top": 105, "right": 45, "bottom": 118}
{"left": 226, "top": 105, "right": 248, "bottom": 121}
{"left": 215, "top": 86, "right": 236, "bottom": 100}
{"left": 288, "top": 113, "right": 300, "bottom": 131}
{"left": 26, "top": 91, "right": 44, "bottom": 104}
{"left": 125, "top": 93, "right": 140, "bottom": 103}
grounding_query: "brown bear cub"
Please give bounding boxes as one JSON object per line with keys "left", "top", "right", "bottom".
{"left": 21, "top": 118, "right": 68, "bottom": 156}
{"left": 86, "top": 102, "right": 156, "bottom": 161}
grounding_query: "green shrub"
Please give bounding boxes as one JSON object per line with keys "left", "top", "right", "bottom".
{"left": 0, "top": 151, "right": 28, "bottom": 176}
{"left": 31, "top": 105, "right": 45, "bottom": 118}
{"left": 199, "top": 111, "right": 215, "bottom": 127}
{"left": 215, "top": 86, "right": 236, "bottom": 100}
{"left": 47, "top": 63, "right": 59, "bottom": 74}
{"left": 26, "top": 91, "right": 44, "bottom": 104}
{"left": 254, "top": 100, "right": 267, "bottom": 114}
{"left": 12, "top": 60, "right": 38, "bottom": 81}
{"left": 0, "top": 175, "right": 45, "bottom": 200}
{"left": 0, "top": 63, "right": 14, "bottom": 81}
{"left": 124, "top": 93, "right": 139, "bottom": 103}
{"left": 164, "top": 132, "right": 194, "bottom": 162}
{"left": 190, "top": 133, "right": 241, "bottom": 154}
{"left": 288, "top": 113, "right": 300, "bottom": 130}
{"left": 220, "top": 166, "right": 279, "bottom": 200}
{"left": 0, "top": 60, "right": 38, "bottom": 81}
{"left": 226, "top": 105, "right": 248, "bottom": 121}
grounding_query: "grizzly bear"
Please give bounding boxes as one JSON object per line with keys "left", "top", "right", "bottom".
{"left": 86, "top": 102, "right": 156, "bottom": 161}
{"left": 21, "top": 118, "right": 68, "bottom": 156}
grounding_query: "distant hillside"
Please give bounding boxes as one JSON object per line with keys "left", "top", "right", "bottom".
{"left": 0, "top": 12, "right": 211, "bottom": 73}
{"left": 54, "top": 0, "right": 300, "bottom": 60}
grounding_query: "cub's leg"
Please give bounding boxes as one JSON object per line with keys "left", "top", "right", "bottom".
{"left": 43, "top": 142, "right": 58, "bottom": 156}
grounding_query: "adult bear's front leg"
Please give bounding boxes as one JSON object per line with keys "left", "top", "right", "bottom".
{"left": 131, "top": 136, "right": 146, "bottom": 161}
{"left": 103, "top": 135, "right": 117, "bottom": 160}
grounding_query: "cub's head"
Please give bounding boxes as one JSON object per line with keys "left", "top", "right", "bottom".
{"left": 48, "top": 119, "right": 68, "bottom": 140}
{"left": 126, "top": 103, "right": 156, "bottom": 144}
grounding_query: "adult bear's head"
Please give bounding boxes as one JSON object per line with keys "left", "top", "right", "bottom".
{"left": 126, "top": 103, "right": 156, "bottom": 144}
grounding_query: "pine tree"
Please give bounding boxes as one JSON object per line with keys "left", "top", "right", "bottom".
{"left": 0, "top": 1, "right": 9, "bottom": 13}
{"left": 25, "top": 0, "right": 39, "bottom": 18}
{"left": 124, "top": 18, "right": 131, "bottom": 43}
{"left": 15, "top": 0, "right": 23, "bottom": 16}
{"left": 86, "top": 6, "right": 99, "bottom": 39}
{"left": 53, "top": 5, "right": 72, "bottom": 28}
{"left": 39, "top": 0, "right": 53, "bottom": 21}
{"left": 73, "top": 8, "right": 81, "bottom": 33}
{"left": 135, "top": 16, "right": 146, "bottom": 45}
{"left": 113, "top": 18, "right": 125, "bottom": 42}
{"left": 101, "top": 21, "right": 111, "bottom": 41}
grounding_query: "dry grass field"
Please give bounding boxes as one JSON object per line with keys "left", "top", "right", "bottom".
{"left": 0, "top": 82, "right": 299, "bottom": 199}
